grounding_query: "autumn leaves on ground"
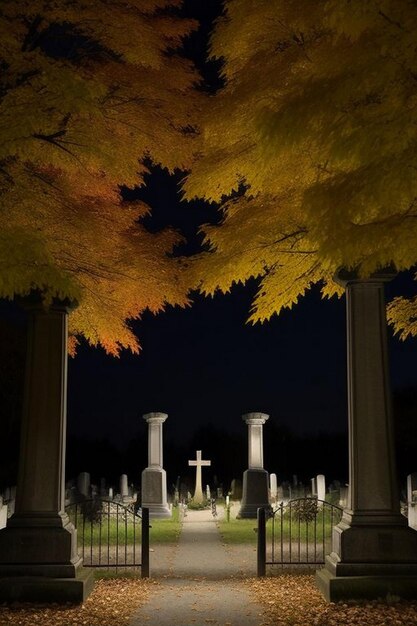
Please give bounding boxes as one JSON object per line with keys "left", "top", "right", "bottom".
{"left": 2, "top": 575, "right": 417, "bottom": 626}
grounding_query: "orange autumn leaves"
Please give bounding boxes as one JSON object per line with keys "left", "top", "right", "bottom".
{"left": 0, "top": 0, "right": 199, "bottom": 355}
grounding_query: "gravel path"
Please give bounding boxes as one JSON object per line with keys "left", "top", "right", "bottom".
{"left": 129, "top": 508, "right": 265, "bottom": 626}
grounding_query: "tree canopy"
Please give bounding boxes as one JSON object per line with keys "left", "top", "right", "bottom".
{"left": 0, "top": 0, "right": 200, "bottom": 354}
{"left": 183, "top": 0, "right": 417, "bottom": 336}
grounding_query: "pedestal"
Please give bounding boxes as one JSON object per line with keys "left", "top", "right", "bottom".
{"left": 141, "top": 468, "right": 171, "bottom": 518}
{"left": 0, "top": 296, "right": 94, "bottom": 603}
{"left": 316, "top": 269, "right": 417, "bottom": 601}
{"left": 238, "top": 469, "right": 271, "bottom": 518}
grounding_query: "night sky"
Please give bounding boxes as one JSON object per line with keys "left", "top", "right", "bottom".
{"left": 1, "top": 0, "right": 417, "bottom": 491}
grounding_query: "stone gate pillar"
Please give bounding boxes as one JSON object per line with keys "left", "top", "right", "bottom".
{"left": 238, "top": 412, "right": 271, "bottom": 518}
{"left": 0, "top": 294, "right": 94, "bottom": 602}
{"left": 316, "top": 268, "right": 417, "bottom": 601}
{"left": 141, "top": 412, "right": 171, "bottom": 518}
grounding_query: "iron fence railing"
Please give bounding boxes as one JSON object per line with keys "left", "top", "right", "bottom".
{"left": 257, "top": 497, "right": 343, "bottom": 576}
{"left": 65, "top": 499, "right": 149, "bottom": 577}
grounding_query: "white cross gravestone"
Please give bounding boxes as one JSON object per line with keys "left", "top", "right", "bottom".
{"left": 188, "top": 450, "right": 211, "bottom": 504}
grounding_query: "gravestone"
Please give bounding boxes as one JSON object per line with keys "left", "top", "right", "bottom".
{"left": 206, "top": 485, "right": 211, "bottom": 500}
{"left": 238, "top": 412, "right": 272, "bottom": 518}
{"left": 108, "top": 487, "right": 114, "bottom": 500}
{"left": 0, "top": 498, "right": 7, "bottom": 530}
{"left": 188, "top": 450, "right": 211, "bottom": 504}
{"left": 77, "top": 472, "right": 90, "bottom": 498}
{"left": 339, "top": 486, "right": 348, "bottom": 508}
{"left": 311, "top": 477, "right": 317, "bottom": 496}
{"left": 316, "top": 474, "right": 326, "bottom": 502}
{"left": 230, "top": 478, "right": 242, "bottom": 500}
{"left": 270, "top": 473, "right": 278, "bottom": 502}
{"left": 407, "top": 473, "right": 417, "bottom": 504}
{"left": 141, "top": 412, "right": 171, "bottom": 518}
{"left": 120, "top": 474, "right": 129, "bottom": 501}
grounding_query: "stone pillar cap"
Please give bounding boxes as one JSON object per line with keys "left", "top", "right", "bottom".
{"left": 242, "top": 412, "right": 269, "bottom": 424}
{"left": 143, "top": 412, "right": 168, "bottom": 423}
{"left": 334, "top": 266, "right": 397, "bottom": 287}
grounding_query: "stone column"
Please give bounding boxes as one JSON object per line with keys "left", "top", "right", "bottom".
{"left": 316, "top": 269, "right": 417, "bottom": 602}
{"left": 238, "top": 412, "right": 271, "bottom": 518}
{"left": 0, "top": 295, "right": 93, "bottom": 602}
{"left": 141, "top": 412, "right": 171, "bottom": 518}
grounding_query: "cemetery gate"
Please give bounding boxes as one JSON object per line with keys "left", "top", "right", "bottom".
{"left": 65, "top": 499, "right": 149, "bottom": 577}
{"left": 257, "top": 497, "right": 343, "bottom": 576}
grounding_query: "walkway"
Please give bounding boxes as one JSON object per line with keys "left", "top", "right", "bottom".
{"left": 129, "top": 507, "right": 265, "bottom": 626}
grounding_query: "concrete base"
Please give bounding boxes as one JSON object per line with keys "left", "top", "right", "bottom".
{"left": 316, "top": 567, "right": 417, "bottom": 602}
{"left": 0, "top": 568, "right": 94, "bottom": 604}
{"left": 141, "top": 468, "right": 171, "bottom": 519}
{"left": 238, "top": 469, "right": 272, "bottom": 519}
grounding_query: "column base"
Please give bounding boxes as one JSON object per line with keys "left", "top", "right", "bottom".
{"left": 316, "top": 567, "right": 417, "bottom": 602}
{"left": 0, "top": 568, "right": 94, "bottom": 604}
{"left": 238, "top": 469, "right": 272, "bottom": 519}
{"left": 0, "top": 516, "right": 79, "bottom": 572}
{"left": 141, "top": 468, "right": 171, "bottom": 519}
{"left": 316, "top": 520, "right": 417, "bottom": 601}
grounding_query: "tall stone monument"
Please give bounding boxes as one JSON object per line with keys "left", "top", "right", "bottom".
{"left": 238, "top": 412, "right": 271, "bottom": 518}
{"left": 0, "top": 295, "right": 94, "bottom": 602}
{"left": 316, "top": 269, "right": 417, "bottom": 601}
{"left": 141, "top": 412, "right": 171, "bottom": 518}
{"left": 188, "top": 450, "right": 211, "bottom": 504}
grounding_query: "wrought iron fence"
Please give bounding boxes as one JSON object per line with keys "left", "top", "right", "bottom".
{"left": 257, "top": 497, "right": 343, "bottom": 576}
{"left": 65, "top": 499, "right": 149, "bottom": 577}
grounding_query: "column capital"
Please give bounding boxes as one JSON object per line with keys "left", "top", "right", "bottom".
{"left": 242, "top": 412, "right": 269, "bottom": 426}
{"left": 143, "top": 412, "right": 168, "bottom": 424}
{"left": 334, "top": 266, "right": 397, "bottom": 288}
{"left": 15, "top": 290, "right": 78, "bottom": 313}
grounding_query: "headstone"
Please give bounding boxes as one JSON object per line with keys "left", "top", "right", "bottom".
{"left": 339, "top": 486, "right": 348, "bottom": 508}
{"left": 120, "top": 474, "right": 129, "bottom": 501}
{"left": 0, "top": 498, "right": 7, "bottom": 530}
{"left": 188, "top": 450, "right": 211, "bottom": 504}
{"left": 217, "top": 487, "right": 223, "bottom": 499}
{"left": 77, "top": 472, "right": 90, "bottom": 498}
{"left": 238, "top": 412, "right": 272, "bottom": 518}
{"left": 141, "top": 412, "right": 171, "bottom": 518}
{"left": 311, "top": 477, "right": 317, "bottom": 496}
{"left": 108, "top": 487, "right": 114, "bottom": 500}
{"left": 270, "top": 473, "right": 278, "bottom": 502}
{"left": 230, "top": 478, "right": 242, "bottom": 500}
{"left": 407, "top": 473, "right": 417, "bottom": 503}
{"left": 316, "top": 474, "right": 326, "bottom": 502}
{"left": 277, "top": 485, "right": 284, "bottom": 502}
{"left": 206, "top": 485, "right": 211, "bottom": 501}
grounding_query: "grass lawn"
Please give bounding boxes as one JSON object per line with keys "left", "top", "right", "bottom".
{"left": 70, "top": 505, "right": 182, "bottom": 546}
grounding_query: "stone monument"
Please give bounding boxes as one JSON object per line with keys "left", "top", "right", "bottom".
{"left": 316, "top": 474, "right": 326, "bottom": 502}
{"left": 188, "top": 450, "right": 211, "bottom": 504}
{"left": 238, "top": 412, "right": 271, "bottom": 518}
{"left": 141, "top": 412, "right": 171, "bottom": 518}
{"left": 316, "top": 268, "right": 417, "bottom": 601}
{"left": 0, "top": 295, "right": 93, "bottom": 602}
